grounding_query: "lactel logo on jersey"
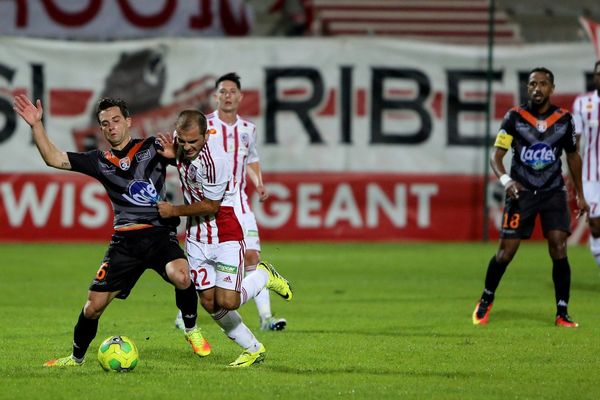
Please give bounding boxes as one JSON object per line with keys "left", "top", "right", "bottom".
{"left": 520, "top": 143, "right": 556, "bottom": 170}
{"left": 123, "top": 179, "right": 160, "bottom": 206}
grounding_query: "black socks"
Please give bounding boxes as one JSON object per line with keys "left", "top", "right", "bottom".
{"left": 481, "top": 256, "right": 509, "bottom": 302}
{"left": 175, "top": 283, "right": 198, "bottom": 329}
{"left": 552, "top": 257, "right": 571, "bottom": 316}
{"left": 72, "top": 309, "right": 99, "bottom": 360}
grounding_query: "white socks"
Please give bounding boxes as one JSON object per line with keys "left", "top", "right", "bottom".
{"left": 254, "top": 288, "right": 272, "bottom": 320}
{"left": 590, "top": 236, "right": 600, "bottom": 268}
{"left": 240, "top": 268, "right": 268, "bottom": 305}
{"left": 211, "top": 309, "right": 261, "bottom": 352}
{"left": 244, "top": 268, "right": 273, "bottom": 319}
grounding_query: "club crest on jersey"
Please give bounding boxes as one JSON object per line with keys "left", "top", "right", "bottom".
{"left": 119, "top": 156, "right": 131, "bottom": 171}
{"left": 520, "top": 142, "right": 556, "bottom": 170}
{"left": 535, "top": 120, "right": 547, "bottom": 132}
{"left": 240, "top": 133, "right": 249, "bottom": 147}
{"left": 189, "top": 164, "right": 197, "bottom": 179}
{"left": 122, "top": 179, "right": 160, "bottom": 206}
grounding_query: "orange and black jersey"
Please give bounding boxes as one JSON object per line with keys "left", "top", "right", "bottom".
{"left": 498, "top": 103, "right": 577, "bottom": 191}
{"left": 67, "top": 137, "right": 179, "bottom": 230}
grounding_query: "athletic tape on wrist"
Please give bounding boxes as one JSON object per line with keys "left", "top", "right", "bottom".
{"left": 499, "top": 174, "right": 512, "bottom": 187}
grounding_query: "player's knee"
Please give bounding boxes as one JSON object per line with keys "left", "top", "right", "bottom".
{"left": 178, "top": 272, "right": 192, "bottom": 289}
{"left": 83, "top": 302, "right": 105, "bottom": 319}
{"left": 200, "top": 296, "right": 215, "bottom": 313}
{"left": 244, "top": 251, "right": 260, "bottom": 270}
{"left": 548, "top": 241, "right": 567, "bottom": 259}
{"left": 166, "top": 259, "right": 192, "bottom": 289}
{"left": 217, "top": 297, "right": 241, "bottom": 311}
{"left": 495, "top": 250, "right": 515, "bottom": 264}
{"left": 171, "top": 269, "right": 191, "bottom": 289}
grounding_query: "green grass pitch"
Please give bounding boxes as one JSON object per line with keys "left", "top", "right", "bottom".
{"left": 1, "top": 242, "right": 600, "bottom": 399}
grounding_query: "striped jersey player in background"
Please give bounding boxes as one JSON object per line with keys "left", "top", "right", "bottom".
{"left": 209, "top": 72, "right": 288, "bottom": 331}
{"left": 572, "top": 60, "right": 600, "bottom": 273}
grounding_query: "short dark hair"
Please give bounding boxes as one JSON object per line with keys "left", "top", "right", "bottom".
{"left": 594, "top": 60, "right": 600, "bottom": 72}
{"left": 215, "top": 72, "right": 241, "bottom": 90}
{"left": 176, "top": 109, "right": 207, "bottom": 134}
{"left": 529, "top": 67, "right": 554, "bottom": 84}
{"left": 96, "top": 98, "right": 130, "bottom": 124}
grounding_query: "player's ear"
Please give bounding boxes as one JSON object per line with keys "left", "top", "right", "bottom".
{"left": 126, "top": 117, "right": 132, "bottom": 128}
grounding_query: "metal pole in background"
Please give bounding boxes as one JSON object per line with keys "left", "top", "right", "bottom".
{"left": 482, "top": 0, "right": 495, "bottom": 241}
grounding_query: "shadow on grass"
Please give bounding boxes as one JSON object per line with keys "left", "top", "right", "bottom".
{"left": 264, "top": 365, "right": 475, "bottom": 379}
{"left": 570, "top": 281, "right": 600, "bottom": 293}
{"left": 485, "top": 309, "right": 550, "bottom": 325}
{"left": 284, "top": 329, "right": 475, "bottom": 339}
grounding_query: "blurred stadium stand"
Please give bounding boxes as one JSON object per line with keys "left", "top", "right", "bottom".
{"left": 496, "top": 0, "right": 600, "bottom": 43}
{"left": 254, "top": 0, "right": 600, "bottom": 45}
{"left": 307, "top": 0, "right": 521, "bottom": 44}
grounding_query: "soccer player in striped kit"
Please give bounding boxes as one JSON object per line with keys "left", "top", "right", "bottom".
{"left": 572, "top": 60, "right": 600, "bottom": 272}
{"left": 207, "top": 72, "right": 288, "bottom": 331}
{"left": 157, "top": 110, "right": 292, "bottom": 367}
{"left": 472, "top": 67, "right": 588, "bottom": 328}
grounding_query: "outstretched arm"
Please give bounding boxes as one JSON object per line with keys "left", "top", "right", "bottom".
{"left": 13, "top": 95, "right": 71, "bottom": 170}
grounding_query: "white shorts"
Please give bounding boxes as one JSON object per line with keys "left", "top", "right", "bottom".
{"left": 186, "top": 239, "right": 245, "bottom": 291}
{"left": 240, "top": 210, "right": 261, "bottom": 251}
{"left": 584, "top": 181, "right": 600, "bottom": 218}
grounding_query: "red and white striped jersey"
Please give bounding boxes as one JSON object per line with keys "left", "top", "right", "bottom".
{"left": 573, "top": 90, "right": 600, "bottom": 181}
{"left": 206, "top": 111, "right": 259, "bottom": 213}
{"left": 176, "top": 134, "right": 243, "bottom": 244}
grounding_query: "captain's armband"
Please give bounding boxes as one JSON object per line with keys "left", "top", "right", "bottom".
{"left": 494, "top": 130, "right": 513, "bottom": 150}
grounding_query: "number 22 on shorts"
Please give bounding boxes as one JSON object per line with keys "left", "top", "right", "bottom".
{"left": 191, "top": 267, "right": 211, "bottom": 289}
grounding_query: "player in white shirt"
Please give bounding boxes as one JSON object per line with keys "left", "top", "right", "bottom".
{"left": 208, "top": 72, "right": 288, "bottom": 331}
{"left": 572, "top": 60, "right": 600, "bottom": 271}
{"left": 157, "top": 110, "right": 293, "bottom": 367}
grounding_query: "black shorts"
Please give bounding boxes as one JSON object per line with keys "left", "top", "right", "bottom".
{"left": 500, "top": 189, "right": 571, "bottom": 239}
{"left": 90, "top": 227, "right": 186, "bottom": 299}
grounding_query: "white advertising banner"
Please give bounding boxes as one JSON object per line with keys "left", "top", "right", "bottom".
{"left": 0, "top": 37, "right": 595, "bottom": 174}
{"left": 0, "top": 37, "right": 596, "bottom": 242}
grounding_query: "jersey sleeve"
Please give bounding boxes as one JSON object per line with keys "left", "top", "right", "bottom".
{"left": 493, "top": 110, "right": 515, "bottom": 150}
{"left": 67, "top": 151, "right": 100, "bottom": 177}
{"left": 571, "top": 96, "right": 583, "bottom": 135}
{"left": 201, "top": 155, "right": 231, "bottom": 201}
{"left": 246, "top": 125, "right": 260, "bottom": 164}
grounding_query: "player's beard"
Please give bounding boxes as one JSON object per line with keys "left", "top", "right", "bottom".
{"left": 529, "top": 94, "right": 548, "bottom": 111}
